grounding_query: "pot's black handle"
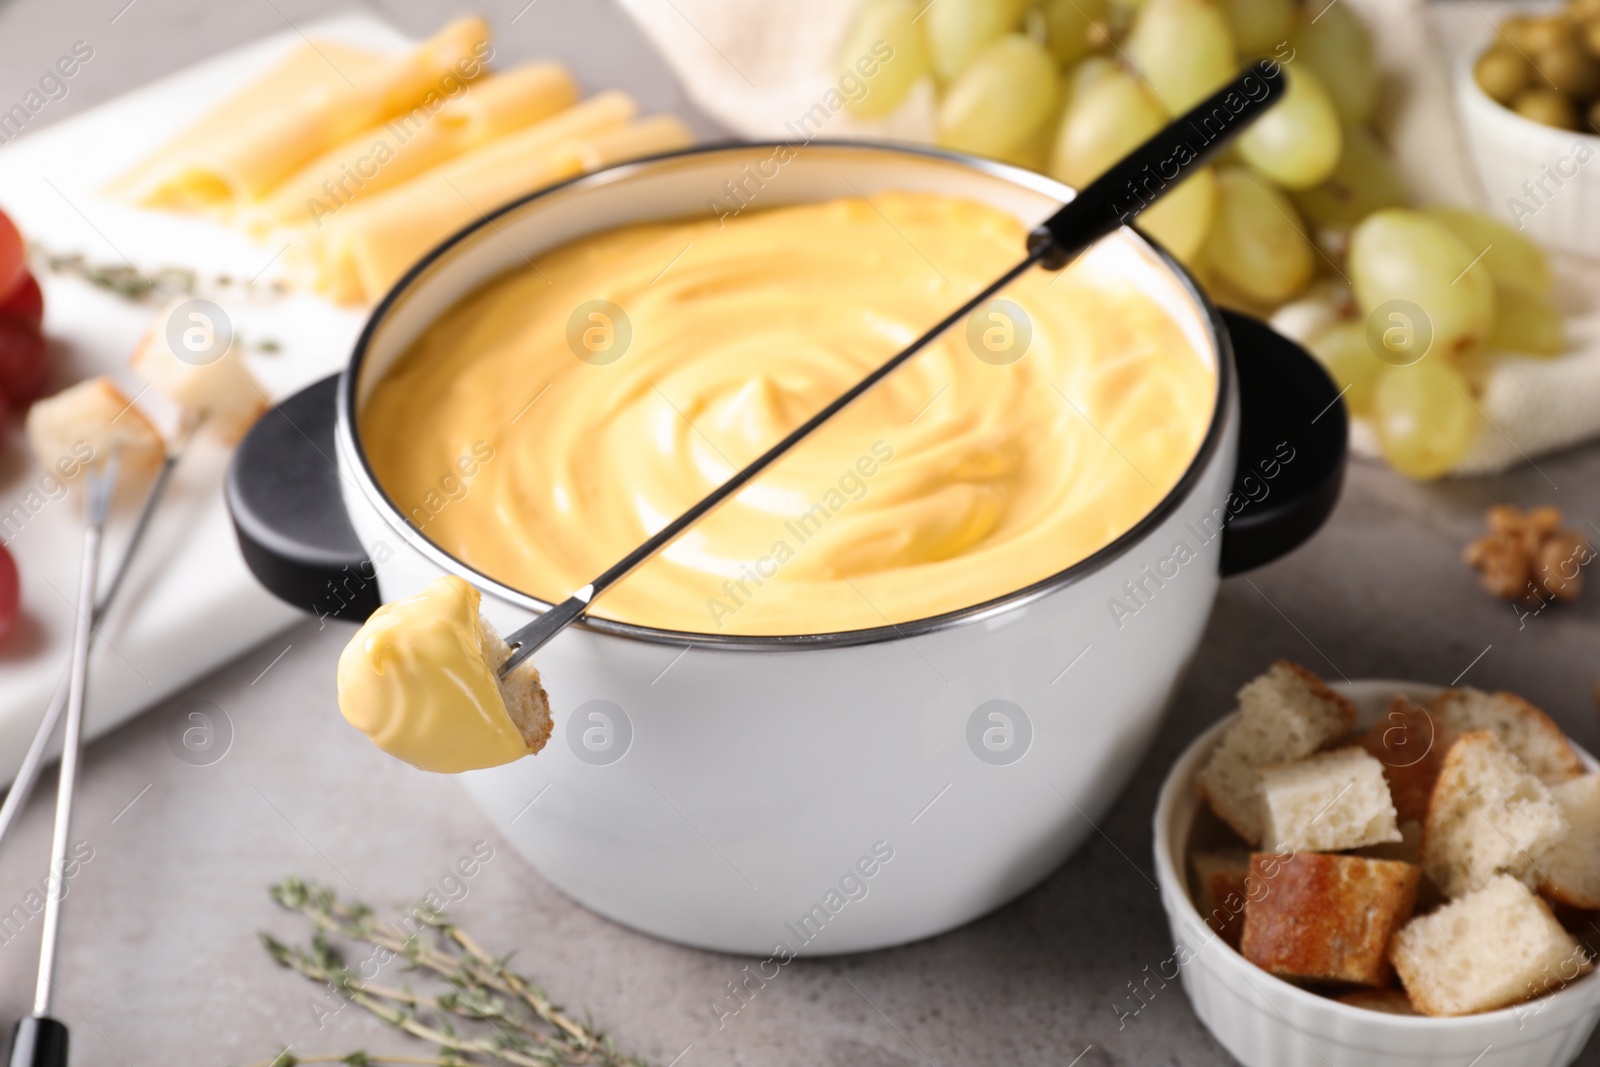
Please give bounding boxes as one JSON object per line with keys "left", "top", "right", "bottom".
{"left": 225, "top": 373, "right": 382, "bottom": 622}
{"left": 1218, "top": 311, "right": 1346, "bottom": 576}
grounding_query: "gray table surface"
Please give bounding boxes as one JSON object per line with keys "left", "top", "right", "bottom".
{"left": 2, "top": 2, "right": 1599, "bottom": 1065}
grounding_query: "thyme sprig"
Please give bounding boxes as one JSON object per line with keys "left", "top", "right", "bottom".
{"left": 32, "top": 243, "right": 285, "bottom": 352}
{"left": 33, "top": 243, "right": 290, "bottom": 304}
{"left": 242, "top": 878, "right": 645, "bottom": 1067}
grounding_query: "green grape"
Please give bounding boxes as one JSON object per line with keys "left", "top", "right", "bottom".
{"left": 1201, "top": 167, "right": 1315, "bottom": 305}
{"left": 926, "top": 0, "right": 1029, "bottom": 82}
{"left": 1488, "top": 285, "right": 1566, "bottom": 356}
{"left": 1039, "top": 0, "right": 1110, "bottom": 66}
{"left": 1420, "top": 206, "right": 1553, "bottom": 298}
{"left": 1347, "top": 209, "right": 1495, "bottom": 359}
{"left": 1065, "top": 54, "right": 1121, "bottom": 103}
{"left": 1288, "top": 2, "right": 1375, "bottom": 125}
{"left": 1137, "top": 165, "right": 1216, "bottom": 264}
{"left": 1049, "top": 68, "right": 1164, "bottom": 188}
{"left": 1219, "top": 0, "right": 1293, "bottom": 55}
{"left": 1309, "top": 321, "right": 1382, "bottom": 416}
{"left": 1236, "top": 66, "right": 1341, "bottom": 189}
{"left": 937, "top": 35, "right": 1062, "bottom": 158}
{"left": 1373, "top": 360, "right": 1480, "bottom": 479}
{"left": 1290, "top": 125, "right": 1406, "bottom": 229}
{"left": 1126, "top": 0, "right": 1237, "bottom": 114}
{"left": 840, "top": 0, "right": 933, "bottom": 119}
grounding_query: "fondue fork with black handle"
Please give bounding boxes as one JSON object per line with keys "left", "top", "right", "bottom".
{"left": 498, "top": 59, "right": 1286, "bottom": 675}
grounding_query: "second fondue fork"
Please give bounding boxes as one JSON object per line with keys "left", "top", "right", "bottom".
{"left": 501, "top": 60, "right": 1286, "bottom": 675}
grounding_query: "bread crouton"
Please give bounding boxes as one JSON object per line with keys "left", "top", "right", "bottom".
{"left": 1434, "top": 688, "right": 1582, "bottom": 786}
{"left": 130, "top": 302, "right": 270, "bottom": 445}
{"left": 1423, "top": 731, "right": 1569, "bottom": 898}
{"left": 1538, "top": 774, "right": 1600, "bottom": 910}
{"left": 1336, "top": 988, "right": 1417, "bottom": 1014}
{"left": 1190, "top": 850, "right": 1251, "bottom": 948}
{"left": 1362, "top": 697, "right": 1444, "bottom": 825}
{"left": 1196, "top": 661, "right": 1357, "bottom": 844}
{"left": 1390, "top": 874, "right": 1591, "bottom": 1016}
{"left": 1261, "top": 747, "right": 1402, "bottom": 853}
{"left": 26, "top": 377, "right": 166, "bottom": 481}
{"left": 1240, "top": 852, "right": 1420, "bottom": 987}
{"left": 478, "top": 613, "right": 554, "bottom": 756}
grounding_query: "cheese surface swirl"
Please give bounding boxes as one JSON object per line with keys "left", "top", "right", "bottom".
{"left": 360, "top": 193, "right": 1215, "bottom": 635}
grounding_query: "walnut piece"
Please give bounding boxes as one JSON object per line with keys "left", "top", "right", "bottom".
{"left": 1465, "top": 505, "right": 1589, "bottom": 604}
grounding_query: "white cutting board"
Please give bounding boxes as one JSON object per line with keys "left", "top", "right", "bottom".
{"left": 0, "top": 14, "right": 420, "bottom": 785}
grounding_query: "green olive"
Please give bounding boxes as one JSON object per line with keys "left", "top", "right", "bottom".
{"left": 1513, "top": 86, "right": 1581, "bottom": 128}
{"left": 1535, "top": 41, "right": 1600, "bottom": 98}
{"left": 1476, "top": 47, "right": 1531, "bottom": 103}
{"left": 1524, "top": 16, "right": 1576, "bottom": 53}
{"left": 1500, "top": 15, "right": 1535, "bottom": 51}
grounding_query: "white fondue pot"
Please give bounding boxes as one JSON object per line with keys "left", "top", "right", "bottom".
{"left": 227, "top": 142, "right": 1345, "bottom": 955}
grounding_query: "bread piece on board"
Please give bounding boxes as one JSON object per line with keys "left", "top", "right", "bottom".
{"left": 26, "top": 377, "right": 165, "bottom": 480}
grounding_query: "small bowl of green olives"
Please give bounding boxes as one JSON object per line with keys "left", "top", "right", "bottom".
{"left": 1456, "top": 0, "right": 1600, "bottom": 256}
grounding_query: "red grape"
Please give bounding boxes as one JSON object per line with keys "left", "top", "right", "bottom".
{"left": 0, "top": 318, "right": 48, "bottom": 405}
{"left": 0, "top": 272, "right": 42, "bottom": 330}
{"left": 0, "top": 542, "right": 17, "bottom": 645}
{"left": 0, "top": 211, "right": 23, "bottom": 301}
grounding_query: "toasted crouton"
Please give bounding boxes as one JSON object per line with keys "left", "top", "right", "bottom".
{"left": 1362, "top": 697, "right": 1445, "bottom": 825}
{"left": 130, "top": 302, "right": 270, "bottom": 445}
{"left": 1196, "top": 661, "right": 1357, "bottom": 844}
{"left": 1336, "top": 988, "right": 1417, "bottom": 1015}
{"left": 478, "top": 615, "right": 553, "bottom": 755}
{"left": 1261, "top": 747, "right": 1402, "bottom": 853}
{"left": 1423, "top": 731, "right": 1569, "bottom": 898}
{"left": 1538, "top": 774, "right": 1600, "bottom": 910}
{"left": 1390, "top": 874, "right": 1591, "bottom": 1016}
{"left": 1190, "top": 850, "right": 1251, "bottom": 948}
{"left": 25, "top": 377, "right": 166, "bottom": 480}
{"left": 1434, "top": 688, "right": 1582, "bottom": 786}
{"left": 1240, "top": 852, "right": 1420, "bottom": 987}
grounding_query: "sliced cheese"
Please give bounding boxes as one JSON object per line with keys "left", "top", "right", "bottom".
{"left": 238, "top": 63, "right": 579, "bottom": 235}
{"left": 348, "top": 114, "right": 691, "bottom": 302}
{"left": 285, "top": 93, "right": 692, "bottom": 303}
{"left": 118, "top": 17, "right": 492, "bottom": 214}
{"left": 106, "top": 39, "right": 393, "bottom": 202}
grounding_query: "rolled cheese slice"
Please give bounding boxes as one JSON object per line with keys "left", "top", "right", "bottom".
{"left": 238, "top": 63, "right": 580, "bottom": 236}
{"left": 291, "top": 105, "right": 692, "bottom": 303}
{"left": 119, "top": 17, "right": 492, "bottom": 214}
{"left": 105, "top": 39, "right": 393, "bottom": 203}
{"left": 337, "top": 575, "right": 552, "bottom": 774}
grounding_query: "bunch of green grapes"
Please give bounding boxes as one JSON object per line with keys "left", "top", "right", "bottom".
{"left": 837, "top": 0, "right": 1568, "bottom": 481}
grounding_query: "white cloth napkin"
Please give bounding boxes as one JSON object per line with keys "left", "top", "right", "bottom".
{"left": 616, "top": 0, "right": 1600, "bottom": 475}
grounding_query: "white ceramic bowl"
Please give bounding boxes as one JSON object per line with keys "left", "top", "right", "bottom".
{"left": 1154, "top": 678, "right": 1600, "bottom": 1067}
{"left": 1455, "top": 46, "right": 1600, "bottom": 255}
{"left": 228, "top": 142, "right": 1346, "bottom": 955}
